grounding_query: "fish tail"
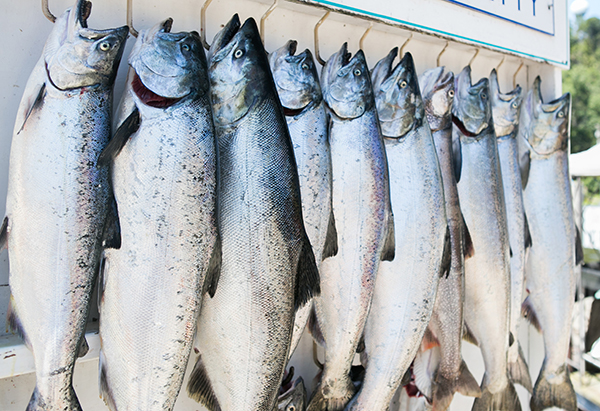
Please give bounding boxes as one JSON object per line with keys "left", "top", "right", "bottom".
{"left": 306, "top": 378, "right": 355, "bottom": 411}
{"left": 530, "top": 363, "right": 577, "bottom": 411}
{"left": 471, "top": 380, "right": 521, "bottom": 411}
{"left": 507, "top": 342, "right": 533, "bottom": 393}
{"left": 26, "top": 384, "right": 82, "bottom": 411}
{"left": 432, "top": 361, "right": 481, "bottom": 411}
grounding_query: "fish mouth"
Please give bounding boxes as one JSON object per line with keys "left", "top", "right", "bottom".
{"left": 542, "top": 92, "right": 570, "bottom": 113}
{"left": 209, "top": 14, "right": 241, "bottom": 60}
{"left": 132, "top": 72, "right": 182, "bottom": 108}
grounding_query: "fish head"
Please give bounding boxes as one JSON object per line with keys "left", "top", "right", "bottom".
{"left": 372, "top": 50, "right": 423, "bottom": 138}
{"left": 452, "top": 66, "right": 491, "bottom": 137}
{"left": 129, "top": 19, "right": 207, "bottom": 106}
{"left": 44, "top": 0, "right": 128, "bottom": 90}
{"left": 528, "top": 77, "right": 571, "bottom": 156}
{"left": 277, "top": 377, "right": 306, "bottom": 411}
{"left": 321, "top": 43, "right": 373, "bottom": 119}
{"left": 208, "top": 15, "right": 273, "bottom": 125}
{"left": 419, "top": 66, "right": 454, "bottom": 132}
{"left": 269, "top": 40, "right": 322, "bottom": 113}
{"left": 489, "top": 69, "right": 522, "bottom": 138}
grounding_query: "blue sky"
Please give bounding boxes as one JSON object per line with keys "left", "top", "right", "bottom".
{"left": 573, "top": 0, "right": 600, "bottom": 19}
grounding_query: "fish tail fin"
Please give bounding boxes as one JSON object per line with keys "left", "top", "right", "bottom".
{"left": 432, "top": 361, "right": 481, "bottom": 411}
{"left": 27, "top": 384, "right": 82, "bottom": 411}
{"left": 471, "top": 380, "right": 521, "bottom": 411}
{"left": 530, "top": 364, "right": 576, "bottom": 411}
{"left": 306, "top": 378, "right": 355, "bottom": 411}
{"left": 507, "top": 342, "right": 533, "bottom": 393}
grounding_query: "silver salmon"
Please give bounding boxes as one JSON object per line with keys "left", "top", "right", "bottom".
{"left": 186, "top": 15, "right": 319, "bottom": 411}
{"left": 307, "top": 43, "right": 394, "bottom": 411}
{"left": 97, "top": 19, "right": 219, "bottom": 411}
{"left": 453, "top": 66, "right": 521, "bottom": 411}
{"left": 269, "top": 40, "right": 335, "bottom": 361}
{"left": 521, "top": 76, "right": 577, "bottom": 411}
{"left": 489, "top": 69, "right": 533, "bottom": 394}
{"left": 345, "top": 51, "right": 447, "bottom": 411}
{"left": 419, "top": 66, "right": 481, "bottom": 411}
{"left": 2, "top": 1, "right": 127, "bottom": 409}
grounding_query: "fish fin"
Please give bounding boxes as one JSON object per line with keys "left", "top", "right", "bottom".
{"left": 307, "top": 378, "right": 355, "bottom": 411}
{"left": 295, "top": 235, "right": 320, "bottom": 311}
{"left": 101, "top": 196, "right": 121, "bottom": 249}
{"left": 356, "top": 335, "right": 365, "bottom": 353}
{"left": 187, "top": 355, "right": 221, "bottom": 411}
{"left": 521, "top": 296, "right": 542, "bottom": 332}
{"left": 452, "top": 131, "right": 462, "bottom": 183}
{"left": 509, "top": 332, "right": 515, "bottom": 346}
{"left": 381, "top": 212, "right": 395, "bottom": 261}
{"left": 530, "top": 363, "right": 576, "bottom": 411}
{"left": 6, "top": 295, "right": 29, "bottom": 347}
{"left": 472, "top": 381, "right": 521, "bottom": 411}
{"left": 524, "top": 213, "right": 532, "bottom": 250}
{"left": 77, "top": 336, "right": 89, "bottom": 358}
{"left": 99, "top": 351, "right": 117, "bottom": 411}
{"left": 413, "top": 347, "right": 439, "bottom": 401}
{"left": 322, "top": 208, "right": 338, "bottom": 260}
{"left": 432, "top": 360, "right": 481, "bottom": 411}
{"left": 520, "top": 147, "right": 531, "bottom": 189}
{"left": 509, "top": 247, "right": 513, "bottom": 258}
{"left": 462, "top": 214, "right": 474, "bottom": 259}
{"left": 27, "top": 385, "right": 82, "bottom": 411}
{"left": 401, "top": 367, "right": 412, "bottom": 386}
{"left": 462, "top": 323, "right": 478, "bottom": 346}
{"left": 203, "top": 235, "right": 222, "bottom": 298}
{"left": 576, "top": 226, "right": 584, "bottom": 266}
{"left": 0, "top": 217, "right": 8, "bottom": 251}
{"left": 97, "top": 107, "right": 140, "bottom": 166}
{"left": 17, "top": 83, "right": 45, "bottom": 135}
{"left": 508, "top": 342, "right": 533, "bottom": 394}
{"left": 440, "top": 226, "right": 451, "bottom": 278}
{"left": 308, "top": 304, "right": 325, "bottom": 346}
{"left": 421, "top": 327, "right": 440, "bottom": 351}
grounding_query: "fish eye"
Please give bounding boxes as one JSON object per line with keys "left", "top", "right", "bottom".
{"left": 182, "top": 44, "right": 191, "bottom": 52}
{"left": 99, "top": 41, "right": 111, "bottom": 52}
{"left": 234, "top": 49, "right": 245, "bottom": 59}
{"left": 302, "top": 63, "right": 309, "bottom": 70}
{"left": 354, "top": 69, "right": 362, "bottom": 76}
{"left": 288, "top": 406, "right": 296, "bottom": 411}
{"left": 481, "top": 91, "right": 487, "bottom": 100}
{"left": 558, "top": 111, "right": 565, "bottom": 118}
{"left": 448, "top": 90, "right": 454, "bottom": 97}
{"left": 399, "top": 81, "right": 407, "bottom": 89}
{"left": 511, "top": 101, "right": 518, "bottom": 109}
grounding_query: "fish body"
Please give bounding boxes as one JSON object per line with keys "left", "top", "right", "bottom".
{"left": 3, "top": 2, "right": 127, "bottom": 409}
{"left": 345, "top": 51, "right": 447, "bottom": 411}
{"left": 277, "top": 377, "right": 308, "bottom": 411}
{"left": 489, "top": 69, "right": 533, "bottom": 394}
{"left": 269, "top": 40, "right": 333, "bottom": 360}
{"left": 453, "top": 67, "right": 521, "bottom": 411}
{"left": 521, "top": 77, "right": 577, "bottom": 411}
{"left": 98, "top": 20, "right": 218, "bottom": 411}
{"left": 419, "top": 66, "right": 481, "bottom": 411}
{"left": 187, "top": 15, "right": 319, "bottom": 411}
{"left": 307, "top": 43, "right": 394, "bottom": 411}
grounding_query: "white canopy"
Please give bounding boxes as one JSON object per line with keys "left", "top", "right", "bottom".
{"left": 570, "top": 144, "right": 600, "bottom": 177}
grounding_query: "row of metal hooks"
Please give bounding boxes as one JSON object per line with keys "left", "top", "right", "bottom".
{"left": 41, "top": 0, "right": 526, "bottom": 87}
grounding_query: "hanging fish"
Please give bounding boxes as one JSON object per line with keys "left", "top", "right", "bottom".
{"left": 269, "top": 39, "right": 335, "bottom": 361}
{"left": 1, "top": 1, "right": 127, "bottom": 409}
{"left": 97, "top": 19, "right": 219, "bottom": 411}
{"left": 453, "top": 66, "right": 521, "bottom": 411}
{"left": 307, "top": 43, "right": 395, "bottom": 411}
{"left": 520, "top": 77, "right": 578, "bottom": 411}
{"left": 344, "top": 50, "right": 448, "bottom": 411}
{"left": 419, "top": 66, "right": 481, "bottom": 411}
{"left": 186, "top": 15, "right": 319, "bottom": 411}
{"left": 489, "top": 69, "right": 533, "bottom": 394}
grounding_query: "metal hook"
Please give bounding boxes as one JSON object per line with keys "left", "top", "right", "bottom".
{"left": 127, "top": 0, "right": 138, "bottom": 37}
{"left": 436, "top": 41, "right": 449, "bottom": 67}
{"left": 260, "top": 0, "right": 278, "bottom": 45}
{"left": 496, "top": 56, "right": 506, "bottom": 72}
{"left": 359, "top": 22, "right": 373, "bottom": 51}
{"left": 200, "top": 0, "right": 213, "bottom": 49}
{"left": 468, "top": 48, "right": 480, "bottom": 67}
{"left": 42, "top": 0, "right": 56, "bottom": 23}
{"left": 513, "top": 60, "right": 524, "bottom": 88}
{"left": 314, "top": 11, "right": 330, "bottom": 66}
{"left": 398, "top": 33, "right": 413, "bottom": 57}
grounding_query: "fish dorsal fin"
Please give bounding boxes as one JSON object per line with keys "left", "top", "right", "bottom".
{"left": 381, "top": 212, "right": 395, "bottom": 261}
{"left": 203, "top": 235, "right": 222, "bottom": 298}
{"left": 462, "top": 213, "right": 474, "bottom": 259}
{"left": 6, "top": 295, "right": 29, "bottom": 348}
{"left": 295, "top": 235, "right": 320, "bottom": 311}
{"left": 452, "top": 131, "right": 462, "bottom": 183}
{"left": 440, "top": 226, "right": 451, "bottom": 278}
{"left": 102, "top": 196, "right": 121, "bottom": 249}
{"left": 322, "top": 208, "right": 338, "bottom": 260}
{"left": 0, "top": 217, "right": 8, "bottom": 251}
{"left": 524, "top": 213, "right": 532, "bottom": 250}
{"left": 187, "top": 355, "right": 222, "bottom": 411}
{"left": 576, "top": 226, "right": 584, "bottom": 266}
{"left": 97, "top": 107, "right": 140, "bottom": 166}
{"left": 521, "top": 296, "right": 541, "bottom": 332}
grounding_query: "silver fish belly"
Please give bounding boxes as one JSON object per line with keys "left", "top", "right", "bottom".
{"left": 4, "top": 2, "right": 127, "bottom": 410}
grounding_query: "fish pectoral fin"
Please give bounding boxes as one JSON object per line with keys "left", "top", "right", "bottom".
{"left": 308, "top": 306, "right": 325, "bottom": 347}
{"left": 295, "top": 235, "right": 320, "bottom": 311}
{"left": 16, "top": 83, "right": 45, "bottom": 135}
{"left": 187, "top": 355, "right": 221, "bottom": 411}
{"left": 440, "top": 226, "right": 451, "bottom": 278}
{"left": 509, "top": 246, "right": 513, "bottom": 258}
{"left": 6, "top": 295, "right": 29, "bottom": 348}
{"left": 524, "top": 212, "right": 532, "bottom": 249}
{"left": 452, "top": 132, "right": 462, "bottom": 183}
{"left": 0, "top": 217, "right": 8, "bottom": 251}
{"left": 203, "top": 235, "right": 222, "bottom": 298}
{"left": 101, "top": 196, "right": 121, "bottom": 249}
{"left": 77, "top": 336, "right": 89, "bottom": 358}
{"left": 520, "top": 148, "right": 531, "bottom": 189}
{"left": 462, "top": 323, "right": 478, "bottom": 346}
{"left": 322, "top": 208, "right": 338, "bottom": 260}
{"left": 462, "top": 213, "right": 474, "bottom": 259}
{"left": 97, "top": 107, "right": 140, "bottom": 166}
{"left": 521, "top": 296, "right": 542, "bottom": 332}
{"left": 576, "top": 226, "right": 584, "bottom": 265}
{"left": 381, "top": 212, "right": 396, "bottom": 261}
